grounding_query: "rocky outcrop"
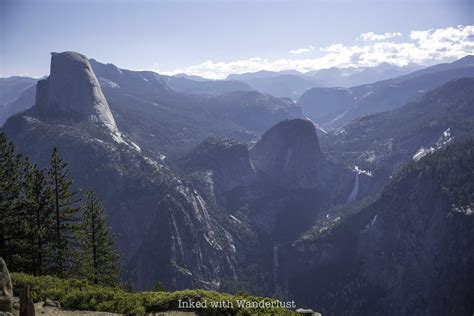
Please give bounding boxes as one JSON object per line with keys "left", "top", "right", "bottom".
{"left": 177, "top": 137, "right": 260, "bottom": 210}
{"left": 0, "top": 258, "right": 13, "bottom": 313}
{"left": 250, "top": 119, "right": 323, "bottom": 189}
{"left": 180, "top": 137, "right": 256, "bottom": 188}
{"left": 36, "top": 52, "right": 118, "bottom": 133}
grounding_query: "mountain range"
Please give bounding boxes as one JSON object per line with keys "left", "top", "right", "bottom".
{"left": 306, "top": 62, "right": 422, "bottom": 87}
{"left": 1, "top": 52, "right": 353, "bottom": 292}
{"left": 0, "top": 60, "right": 432, "bottom": 124}
{"left": 1, "top": 51, "right": 474, "bottom": 315}
{"left": 2, "top": 52, "right": 259, "bottom": 291}
{"left": 228, "top": 70, "right": 324, "bottom": 100}
{"left": 0, "top": 77, "right": 38, "bottom": 125}
{"left": 298, "top": 55, "right": 474, "bottom": 129}
{"left": 226, "top": 63, "right": 421, "bottom": 99}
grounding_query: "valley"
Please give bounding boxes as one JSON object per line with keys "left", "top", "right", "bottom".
{"left": 1, "top": 49, "right": 473, "bottom": 315}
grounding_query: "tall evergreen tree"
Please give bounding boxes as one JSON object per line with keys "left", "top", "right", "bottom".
{"left": 47, "top": 147, "right": 80, "bottom": 277}
{"left": 76, "top": 191, "right": 120, "bottom": 286}
{"left": 0, "top": 133, "right": 24, "bottom": 266}
{"left": 20, "top": 164, "right": 54, "bottom": 275}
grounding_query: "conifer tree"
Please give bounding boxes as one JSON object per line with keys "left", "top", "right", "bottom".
{"left": 76, "top": 191, "right": 120, "bottom": 285}
{"left": 0, "top": 133, "right": 24, "bottom": 266}
{"left": 21, "top": 164, "right": 54, "bottom": 275}
{"left": 47, "top": 147, "right": 80, "bottom": 277}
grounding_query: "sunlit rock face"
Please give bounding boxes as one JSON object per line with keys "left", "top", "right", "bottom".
{"left": 2, "top": 51, "right": 242, "bottom": 292}
{"left": 36, "top": 51, "right": 118, "bottom": 133}
{"left": 250, "top": 118, "right": 323, "bottom": 189}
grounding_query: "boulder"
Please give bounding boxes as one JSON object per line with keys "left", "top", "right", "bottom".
{"left": 43, "top": 298, "right": 60, "bottom": 308}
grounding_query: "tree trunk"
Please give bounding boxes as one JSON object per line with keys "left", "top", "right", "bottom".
{"left": 19, "top": 286, "right": 35, "bottom": 316}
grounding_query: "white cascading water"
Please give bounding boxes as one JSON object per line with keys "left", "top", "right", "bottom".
{"left": 347, "top": 172, "right": 360, "bottom": 203}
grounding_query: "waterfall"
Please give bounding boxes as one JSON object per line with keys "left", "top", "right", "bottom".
{"left": 347, "top": 173, "right": 360, "bottom": 203}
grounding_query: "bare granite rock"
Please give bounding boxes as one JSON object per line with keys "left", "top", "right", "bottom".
{"left": 36, "top": 51, "right": 118, "bottom": 134}
{"left": 250, "top": 118, "right": 322, "bottom": 189}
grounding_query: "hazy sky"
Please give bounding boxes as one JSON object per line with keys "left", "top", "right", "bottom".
{"left": 1, "top": 0, "right": 473, "bottom": 79}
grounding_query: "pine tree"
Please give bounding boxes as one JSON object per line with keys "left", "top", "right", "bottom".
{"left": 47, "top": 147, "right": 80, "bottom": 277}
{"left": 76, "top": 191, "right": 120, "bottom": 286}
{"left": 0, "top": 133, "right": 25, "bottom": 266}
{"left": 21, "top": 164, "right": 54, "bottom": 275}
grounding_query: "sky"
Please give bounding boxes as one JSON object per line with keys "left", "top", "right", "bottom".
{"left": 1, "top": 0, "right": 473, "bottom": 79}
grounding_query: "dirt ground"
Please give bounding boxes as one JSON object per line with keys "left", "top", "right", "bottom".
{"left": 34, "top": 303, "right": 197, "bottom": 316}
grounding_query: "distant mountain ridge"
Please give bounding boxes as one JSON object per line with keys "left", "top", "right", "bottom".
{"left": 3, "top": 57, "right": 472, "bottom": 128}
{"left": 0, "top": 77, "right": 38, "bottom": 125}
{"left": 0, "top": 76, "right": 37, "bottom": 105}
{"left": 233, "top": 74, "right": 324, "bottom": 100}
{"left": 227, "top": 62, "right": 422, "bottom": 88}
{"left": 67, "top": 58, "right": 303, "bottom": 158}
{"left": 319, "top": 77, "right": 474, "bottom": 199}
{"left": 397, "top": 55, "right": 474, "bottom": 80}
{"left": 298, "top": 56, "right": 474, "bottom": 129}
{"left": 306, "top": 62, "right": 422, "bottom": 87}
{"left": 223, "top": 63, "right": 422, "bottom": 100}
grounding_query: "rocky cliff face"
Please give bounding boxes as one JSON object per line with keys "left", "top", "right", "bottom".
{"left": 179, "top": 138, "right": 256, "bottom": 190}
{"left": 320, "top": 78, "right": 474, "bottom": 196}
{"left": 174, "top": 122, "right": 356, "bottom": 296}
{"left": 1, "top": 52, "right": 242, "bottom": 291}
{"left": 37, "top": 52, "right": 118, "bottom": 133}
{"left": 250, "top": 119, "right": 323, "bottom": 189}
{"left": 356, "top": 143, "right": 474, "bottom": 315}
{"left": 283, "top": 142, "right": 474, "bottom": 315}
{"left": 177, "top": 137, "right": 258, "bottom": 208}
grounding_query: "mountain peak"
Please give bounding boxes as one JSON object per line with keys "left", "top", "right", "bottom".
{"left": 452, "top": 54, "right": 474, "bottom": 65}
{"left": 36, "top": 51, "right": 118, "bottom": 133}
{"left": 250, "top": 118, "right": 323, "bottom": 189}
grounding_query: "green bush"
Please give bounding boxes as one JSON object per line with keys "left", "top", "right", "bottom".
{"left": 12, "top": 273, "right": 295, "bottom": 315}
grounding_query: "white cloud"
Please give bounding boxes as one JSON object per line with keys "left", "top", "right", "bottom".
{"left": 289, "top": 45, "right": 314, "bottom": 55}
{"left": 158, "top": 25, "right": 474, "bottom": 79}
{"left": 359, "top": 32, "right": 402, "bottom": 41}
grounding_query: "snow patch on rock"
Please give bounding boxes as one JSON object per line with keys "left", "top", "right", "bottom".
{"left": 413, "top": 128, "right": 454, "bottom": 161}
{"left": 353, "top": 165, "right": 373, "bottom": 177}
{"left": 451, "top": 204, "right": 474, "bottom": 216}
